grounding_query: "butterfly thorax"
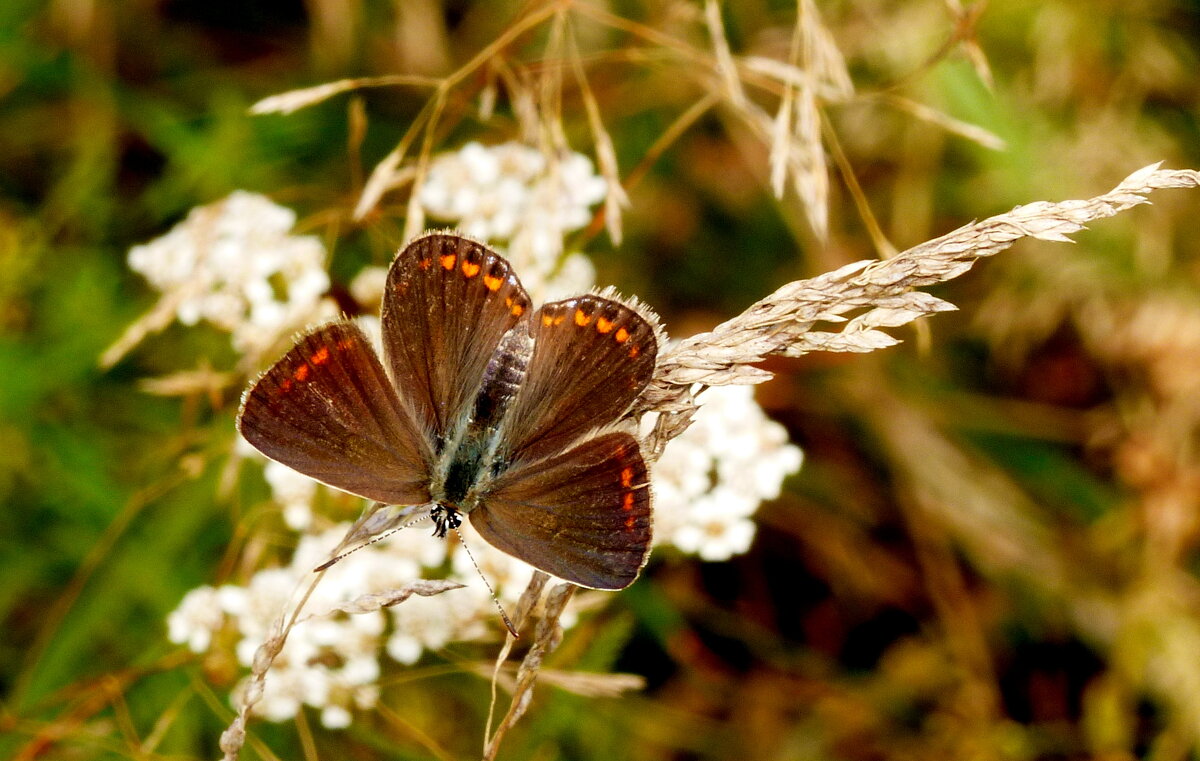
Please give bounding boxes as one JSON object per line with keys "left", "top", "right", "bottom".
{"left": 431, "top": 320, "right": 533, "bottom": 513}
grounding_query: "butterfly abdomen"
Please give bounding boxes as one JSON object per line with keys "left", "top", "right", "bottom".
{"left": 471, "top": 321, "right": 532, "bottom": 431}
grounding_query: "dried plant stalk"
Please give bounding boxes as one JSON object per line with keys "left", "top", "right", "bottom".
{"left": 249, "top": 75, "right": 440, "bottom": 115}
{"left": 483, "top": 580, "right": 576, "bottom": 760}
{"left": 471, "top": 664, "right": 645, "bottom": 698}
{"left": 301, "top": 579, "right": 465, "bottom": 620}
{"left": 638, "top": 163, "right": 1200, "bottom": 457}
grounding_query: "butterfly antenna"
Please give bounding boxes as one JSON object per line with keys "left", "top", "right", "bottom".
{"left": 453, "top": 526, "right": 519, "bottom": 638}
{"left": 313, "top": 510, "right": 433, "bottom": 572}
{"left": 313, "top": 527, "right": 404, "bottom": 572}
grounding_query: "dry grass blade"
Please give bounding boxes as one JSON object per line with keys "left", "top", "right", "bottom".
{"left": 484, "top": 571, "right": 549, "bottom": 751}
{"left": 249, "top": 75, "right": 440, "bottom": 115}
{"left": 99, "top": 287, "right": 200, "bottom": 369}
{"left": 137, "top": 365, "right": 232, "bottom": 401}
{"left": 483, "top": 581, "right": 575, "bottom": 761}
{"left": 469, "top": 663, "right": 645, "bottom": 698}
{"left": 769, "top": 84, "right": 795, "bottom": 198}
{"left": 495, "top": 60, "right": 540, "bottom": 143}
{"left": 528, "top": 668, "right": 645, "bottom": 698}
{"left": 638, "top": 163, "right": 1200, "bottom": 453}
{"left": 539, "top": 10, "right": 569, "bottom": 153}
{"left": 765, "top": 0, "right": 844, "bottom": 238}
{"left": 768, "top": 3, "right": 803, "bottom": 198}
{"left": 741, "top": 56, "right": 853, "bottom": 102}
{"left": 882, "top": 93, "right": 1005, "bottom": 150}
{"left": 301, "top": 579, "right": 466, "bottom": 620}
{"left": 705, "top": 0, "right": 746, "bottom": 108}
{"left": 354, "top": 102, "right": 432, "bottom": 221}
{"left": 798, "top": 0, "right": 853, "bottom": 98}
{"left": 791, "top": 85, "right": 828, "bottom": 240}
{"left": 568, "top": 27, "right": 628, "bottom": 244}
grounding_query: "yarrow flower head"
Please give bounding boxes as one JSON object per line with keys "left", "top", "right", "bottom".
{"left": 649, "top": 385, "right": 803, "bottom": 561}
{"left": 418, "top": 142, "right": 608, "bottom": 291}
{"left": 126, "top": 191, "right": 333, "bottom": 354}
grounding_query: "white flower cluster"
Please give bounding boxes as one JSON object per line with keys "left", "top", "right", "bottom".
{"left": 650, "top": 385, "right": 803, "bottom": 561}
{"left": 127, "top": 191, "right": 333, "bottom": 353}
{"left": 418, "top": 141, "right": 607, "bottom": 295}
{"left": 167, "top": 521, "right": 539, "bottom": 728}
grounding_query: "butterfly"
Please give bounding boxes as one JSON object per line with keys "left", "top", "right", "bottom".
{"left": 237, "top": 232, "right": 656, "bottom": 590}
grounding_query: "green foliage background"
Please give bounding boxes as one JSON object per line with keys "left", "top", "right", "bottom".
{"left": 3, "top": 1, "right": 1200, "bottom": 759}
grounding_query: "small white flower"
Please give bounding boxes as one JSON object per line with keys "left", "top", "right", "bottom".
{"left": 264, "top": 461, "right": 318, "bottom": 531}
{"left": 669, "top": 489, "right": 758, "bottom": 561}
{"left": 349, "top": 266, "right": 388, "bottom": 310}
{"left": 651, "top": 385, "right": 803, "bottom": 558}
{"left": 167, "top": 585, "right": 225, "bottom": 653}
{"left": 321, "top": 704, "right": 353, "bottom": 729}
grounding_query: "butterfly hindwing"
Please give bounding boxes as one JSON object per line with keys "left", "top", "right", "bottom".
{"left": 470, "top": 432, "right": 652, "bottom": 589}
{"left": 381, "top": 233, "right": 532, "bottom": 449}
{"left": 237, "top": 322, "right": 431, "bottom": 505}
{"left": 499, "top": 295, "right": 657, "bottom": 464}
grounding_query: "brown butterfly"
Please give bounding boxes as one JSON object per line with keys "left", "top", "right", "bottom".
{"left": 238, "top": 233, "right": 656, "bottom": 589}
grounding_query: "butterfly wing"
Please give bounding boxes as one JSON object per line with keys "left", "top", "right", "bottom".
{"left": 237, "top": 321, "right": 432, "bottom": 505}
{"left": 381, "top": 233, "right": 532, "bottom": 449}
{"left": 470, "top": 432, "right": 652, "bottom": 589}
{"left": 499, "top": 294, "right": 657, "bottom": 464}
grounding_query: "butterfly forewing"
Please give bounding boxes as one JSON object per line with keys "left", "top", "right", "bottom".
{"left": 237, "top": 322, "right": 431, "bottom": 505}
{"left": 471, "top": 432, "right": 652, "bottom": 589}
{"left": 382, "top": 233, "right": 532, "bottom": 447}
{"left": 500, "top": 295, "right": 657, "bottom": 464}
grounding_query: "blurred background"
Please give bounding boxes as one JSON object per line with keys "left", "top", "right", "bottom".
{"left": 3, "top": 1, "right": 1200, "bottom": 759}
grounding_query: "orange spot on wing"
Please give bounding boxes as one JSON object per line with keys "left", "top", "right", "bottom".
{"left": 628, "top": 344, "right": 641, "bottom": 359}
{"left": 507, "top": 298, "right": 525, "bottom": 317}
{"left": 614, "top": 327, "right": 630, "bottom": 343}
{"left": 620, "top": 467, "right": 634, "bottom": 488}
{"left": 280, "top": 378, "right": 293, "bottom": 392}
{"left": 294, "top": 364, "right": 311, "bottom": 382}
{"left": 337, "top": 339, "right": 355, "bottom": 351}
{"left": 542, "top": 314, "right": 555, "bottom": 327}
{"left": 622, "top": 492, "right": 636, "bottom": 511}
{"left": 484, "top": 274, "right": 503, "bottom": 291}
{"left": 311, "top": 346, "right": 330, "bottom": 365}
{"left": 574, "top": 309, "right": 591, "bottom": 326}
{"left": 624, "top": 515, "right": 636, "bottom": 528}
{"left": 552, "top": 313, "right": 566, "bottom": 326}
{"left": 440, "top": 253, "right": 456, "bottom": 270}
{"left": 462, "top": 260, "right": 481, "bottom": 278}
{"left": 596, "top": 317, "right": 614, "bottom": 334}
{"left": 418, "top": 257, "right": 432, "bottom": 270}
